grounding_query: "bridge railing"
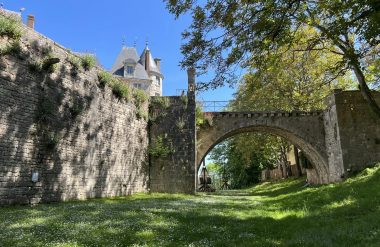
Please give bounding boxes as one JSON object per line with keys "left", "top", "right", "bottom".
{"left": 197, "top": 101, "right": 231, "bottom": 112}
{"left": 196, "top": 101, "right": 323, "bottom": 116}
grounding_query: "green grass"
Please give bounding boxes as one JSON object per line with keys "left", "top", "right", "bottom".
{"left": 1, "top": 164, "right": 379, "bottom": 246}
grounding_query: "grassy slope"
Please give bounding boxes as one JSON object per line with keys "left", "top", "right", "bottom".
{"left": 0, "top": 165, "right": 379, "bottom": 247}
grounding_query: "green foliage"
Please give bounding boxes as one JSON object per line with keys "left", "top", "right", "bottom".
{"left": 132, "top": 89, "right": 148, "bottom": 108}
{"left": 149, "top": 97, "right": 171, "bottom": 123}
{"left": 97, "top": 71, "right": 131, "bottom": 101}
{"left": 67, "top": 54, "right": 82, "bottom": 76}
{"left": 151, "top": 97, "right": 171, "bottom": 109}
{"left": 136, "top": 108, "right": 148, "bottom": 121}
{"left": 0, "top": 41, "right": 23, "bottom": 58}
{"left": 111, "top": 80, "right": 130, "bottom": 101}
{"left": 80, "top": 54, "right": 96, "bottom": 71}
{"left": 175, "top": 116, "right": 185, "bottom": 131}
{"left": 165, "top": 0, "right": 380, "bottom": 115}
{"left": 196, "top": 106, "right": 213, "bottom": 127}
{"left": 97, "top": 71, "right": 113, "bottom": 88}
{"left": 232, "top": 28, "right": 355, "bottom": 112}
{"left": 149, "top": 135, "right": 173, "bottom": 158}
{"left": 1, "top": 165, "right": 379, "bottom": 246}
{"left": 0, "top": 14, "right": 22, "bottom": 40}
{"left": 28, "top": 60, "right": 43, "bottom": 74}
{"left": 209, "top": 133, "right": 284, "bottom": 189}
{"left": 180, "top": 94, "right": 188, "bottom": 109}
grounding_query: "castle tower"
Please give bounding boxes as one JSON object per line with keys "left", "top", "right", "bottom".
{"left": 139, "top": 44, "right": 164, "bottom": 96}
{"left": 110, "top": 43, "right": 163, "bottom": 96}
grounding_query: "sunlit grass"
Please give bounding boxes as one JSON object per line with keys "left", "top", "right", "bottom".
{"left": 0, "top": 164, "right": 379, "bottom": 246}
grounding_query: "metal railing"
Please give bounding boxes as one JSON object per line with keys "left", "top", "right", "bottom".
{"left": 197, "top": 101, "right": 231, "bottom": 112}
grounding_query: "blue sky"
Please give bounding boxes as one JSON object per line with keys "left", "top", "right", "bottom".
{"left": 2, "top": 0, "right": 236, "bottom": 101}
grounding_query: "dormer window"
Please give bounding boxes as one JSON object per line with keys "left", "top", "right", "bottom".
{"left": 126, "top": 66, "right": 134, "bottom": 75}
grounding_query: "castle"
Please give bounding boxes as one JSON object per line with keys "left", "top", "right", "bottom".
{"left": 110, "top": 44, "right": 163, "bottom": 96}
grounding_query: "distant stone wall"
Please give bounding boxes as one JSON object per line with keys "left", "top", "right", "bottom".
{"left": 149, "top": 95, "right": 196, "bottom": 193}
{"left": 327, "top": 90, "right": 380, "bottom": 176}
{"left": 0, "top": 26, "right": 149, "bottom": 205}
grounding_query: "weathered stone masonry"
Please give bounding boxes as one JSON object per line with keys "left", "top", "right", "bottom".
{"left": 0, "top": 27, "right": 149, "bottom": 205}
{"left": 148, "top": 70, "right": 196, "bottom": 193}
{"left": 197, "top": 90, "right": 380, "bottom": 184}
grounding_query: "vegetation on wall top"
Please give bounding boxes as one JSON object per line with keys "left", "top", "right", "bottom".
{"left": 0, "top": 14, "right": 22, "bottom": 40}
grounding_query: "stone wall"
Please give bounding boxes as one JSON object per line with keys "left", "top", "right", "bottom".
{"left": 0, "top": 26, "right": 149, "bottom": 205}
{"left": 328, "top": 90, "right": 380, "bottom": 176}
{"left": 149, "top": 95, "right": 196, "bottom": 193}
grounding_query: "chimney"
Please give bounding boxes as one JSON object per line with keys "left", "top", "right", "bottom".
{"left": 154, "top": 58, "right": 161, "bottom": 71}
{"left": 145, "top": 49, "right": 150, "bottom": 73}
{"left": 27, "top": 15, "right": 35, "bottom": 29}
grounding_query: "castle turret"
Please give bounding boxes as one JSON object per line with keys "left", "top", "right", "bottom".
{"left": 139, "top": 45, "right": 164, "bottom": 96}
{"left": 110, "top": 43, "right": 164, "bottom": 96}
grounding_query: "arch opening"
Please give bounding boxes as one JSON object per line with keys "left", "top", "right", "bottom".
{"left": 197, "top": 125, "right": 329, "bottom": 184}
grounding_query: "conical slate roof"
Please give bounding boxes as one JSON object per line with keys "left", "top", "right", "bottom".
{"left": 111, "top": 46, "right": 149, "bottom": 80}
{"left": 139, "top": 46, "right": 161, "bottom": 74}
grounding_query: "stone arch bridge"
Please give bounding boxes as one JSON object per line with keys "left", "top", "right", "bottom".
{"left": 197, "top": 91, "right": 380, "bottom": 185}
{"left": 197, "top": 110, "right": 329, "bottom": 183}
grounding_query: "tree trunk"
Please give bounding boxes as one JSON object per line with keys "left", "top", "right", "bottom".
{"left": 351, "top": 61, "right": 380, "bottom": 118}
{"left": 294, "top": 146, "right": 302, "bottom": 177}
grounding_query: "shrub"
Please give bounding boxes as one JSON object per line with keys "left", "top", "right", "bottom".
{"left": 0, "top": 15, "right": 23, "bottom": 40}
{"left": 136, "top": 108, "right": 148, "bottom": 121}
{"left": 175, "top": 117, "right": 186, "bottom": 131}
{"left": 133, "top": 89, "right": 148, "bottom": 108}
{"left": 97, "top": 71, "right": 131, "bottom": 101}
{"left": 149, "top": 135, "right": 173, "bottom": 158}
{"left": 196, "top": 106, "right": 213, "bottom": 127}
{"left": 67, "top": 54, "right": 81, "bottom": 69}
{"left": 80, "top": 54, "right": 96, "bottom": 71}
{"left": 28, "top": 60, "right": 43, "bottom": 75}
{"left": 151, "top": 97, "right": 171, "bottom": 109}
{"left": 97, "top": 71, "right": 113, "bottom": 88}
{"left": 111, "top": 80, "right": 130, "bottom": 101}
{"left": 0, "top": 41, "right": 23, "bottom": 58}
{"left": 180, "top": 95, "right": 188, "bottom": 109}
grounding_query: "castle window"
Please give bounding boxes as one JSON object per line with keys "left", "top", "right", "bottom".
{"left": 133, "top": 83, "right": 142, "bottom": 89}
{"left": 126, "top": 66, "right": 134, "bottom": 75}
{"left": 156, "top": 76, "right": 160, "bottom": 85}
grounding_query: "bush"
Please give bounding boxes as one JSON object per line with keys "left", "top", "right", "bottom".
{"left": 0, "top": 41, "right": 23, "bottom": 58}
{"left": 28, "top": 60, "right": 43, "bottom": 75}
{"left": 136, "top": 108, "right": 148, "bottom": 120}
{"left": 149, "top": 135, "right": 173, "bottom": 158}
{"left": 111, "top": 80, "right": 130, "bottom": 101}
{"left": 67, "top": 54, "right": 81, "bottom": 70}
{"left": 133, "top": 89, "right": 148, "bottom": 108}
{"left": 80, "top": 54, "right": 96, "bottom": 71}
{"left": 151, "top": 97, "right": 171, "bottom": 109}
{"left": 0, "top": 15, "right": 23, "bottom": 40}
{"left": 97, "top": 71, "right": 131, "bottom": 101}
{"left": 97, "top": 71, "right": 113, "bottom": 88}
{"left": 175, "top": 117, "right": 186, "bottom": 131}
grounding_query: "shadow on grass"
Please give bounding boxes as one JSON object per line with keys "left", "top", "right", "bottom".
{"left": 0, "top": 166, "right": 379, "bottom": 246}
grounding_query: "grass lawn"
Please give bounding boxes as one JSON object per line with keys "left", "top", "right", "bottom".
{"left": 0, "top": 165, "right": 379, "bottom": 247}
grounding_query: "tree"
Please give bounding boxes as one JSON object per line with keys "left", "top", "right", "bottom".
{"left": 165, "top": 0, "right": 380, "bottom": 116}
{"left": 207, "top": 27, "right": 356, "bottom": 186}
{"left": 232, "top": 27, "right": 355, "bottom": 112}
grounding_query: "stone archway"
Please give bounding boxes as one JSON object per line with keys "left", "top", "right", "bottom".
{"left": 197, "top": 111, "right": 329, "bottom": 184}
